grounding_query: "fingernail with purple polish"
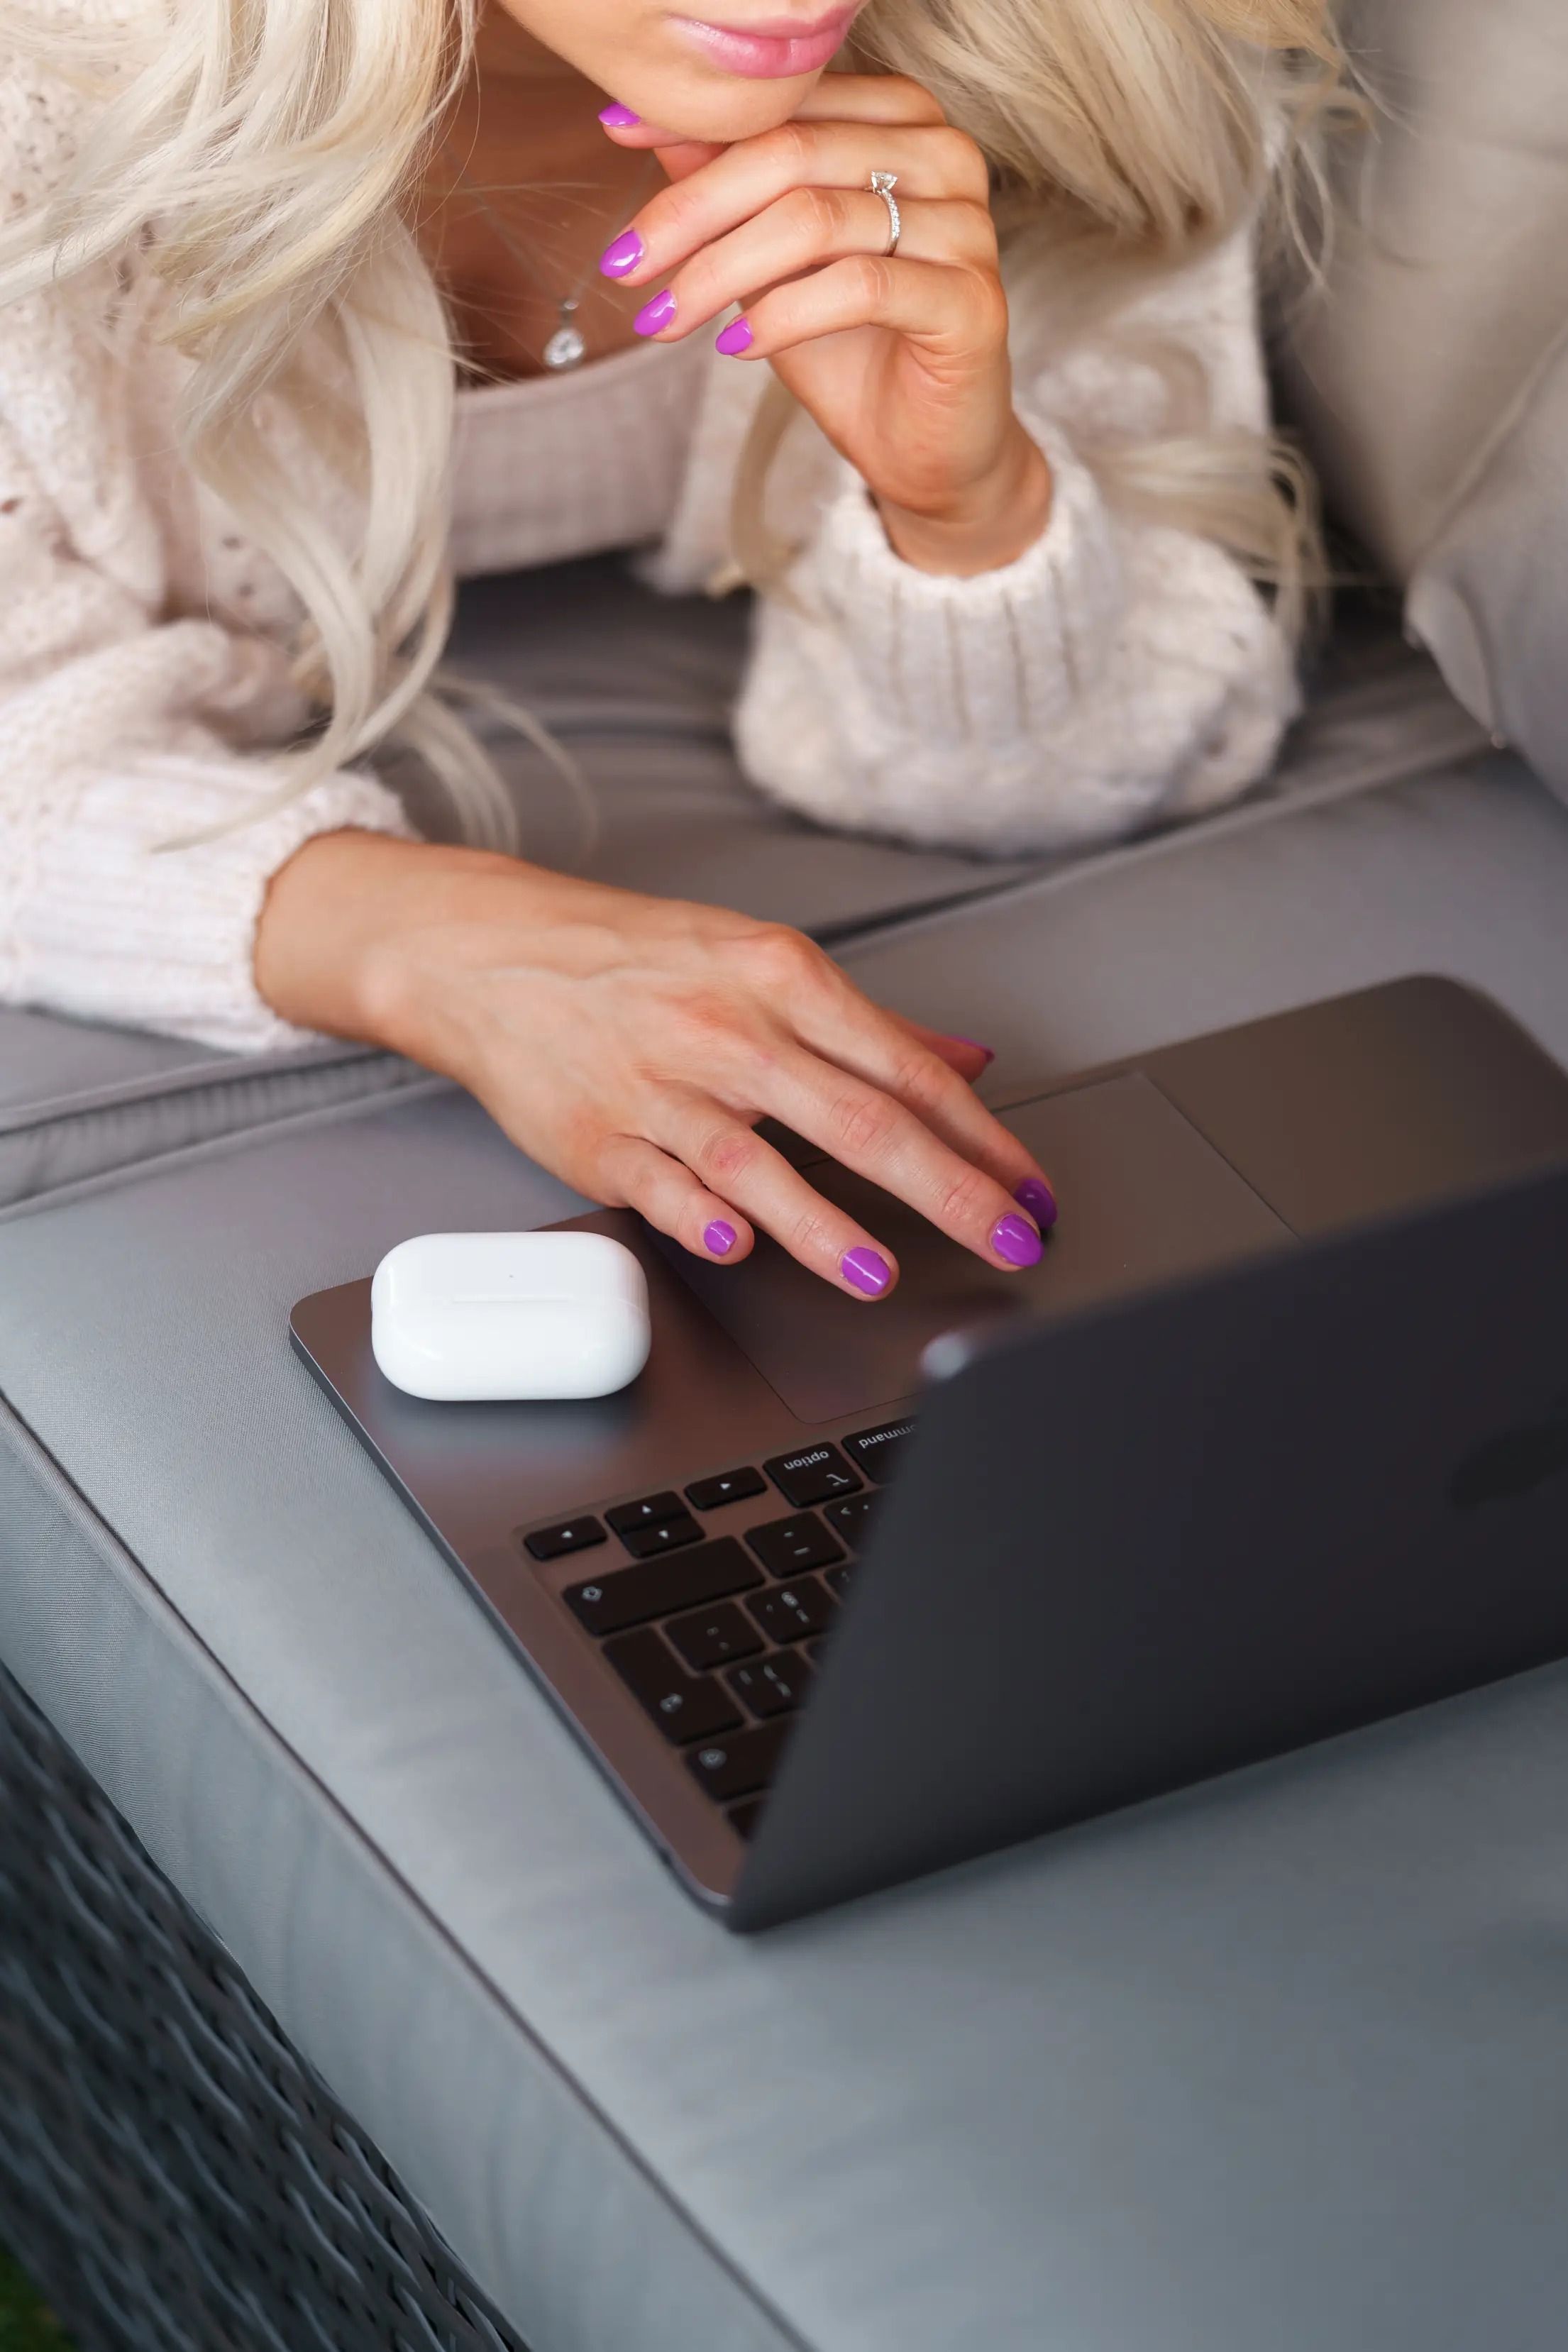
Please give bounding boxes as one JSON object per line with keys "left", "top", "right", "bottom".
{"left": 1014, "top": 1176, "right": 1059, "bottom": 1230}
{"left": 841, "top": 1247, "right": 892, "bottom": 1298}
{"left": 953, "top": 1036, "right": 996, "bottom": 1065}
{"left": 600, "top": 228, "right": 644, "bottom": 278}
{"left": 634, "top": 288, "right": 677, "bottom": 337}
{"left": 598, "top": 104, "right": 641, "bottom": 129}
{"left": 704, "top": 1220, "right": 736, "bottom": 1257}
{"left": 990, "top": 1213, "right": 1044, "bottom": 1269}
{"left": 715, "top": 315, "right": 753, "bottom": 358}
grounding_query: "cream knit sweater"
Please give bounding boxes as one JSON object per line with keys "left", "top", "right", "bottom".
{"left": 0, "top": 38, "right": 1298, "bottom": 1054}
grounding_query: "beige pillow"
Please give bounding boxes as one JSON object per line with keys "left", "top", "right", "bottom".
{"left": 1276, "top": 0, "right": 1568, "bottom": 793}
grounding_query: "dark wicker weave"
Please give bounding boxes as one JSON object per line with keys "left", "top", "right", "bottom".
{"left": 0, "top": 1658, "right": 530, "bottom": 2352}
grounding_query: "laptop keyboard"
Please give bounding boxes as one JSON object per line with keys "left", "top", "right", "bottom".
{"left": 523, "top": 1420, "right": 913, "bottom": 1843}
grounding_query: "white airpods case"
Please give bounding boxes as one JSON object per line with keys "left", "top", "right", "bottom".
{"left": 370, "top": 1231, "right": 651, "bottom": 1401}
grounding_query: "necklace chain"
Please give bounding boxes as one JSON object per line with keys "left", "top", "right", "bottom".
{"left": 451, "top": 155, "right": 659, "bottom": 372}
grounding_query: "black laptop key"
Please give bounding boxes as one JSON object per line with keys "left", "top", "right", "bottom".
{"left": 604, "top": 1630, "right": 742, "bottom": 1745}
{"left": 524, "top": 1517, "right": 606, "bottom": 1562}
{"left": 822, "top": 1494, "right": 878, "bottom": 1548}
{"left": 746, "top": 1577, "right": 838, "bottom": 1645}
{"left": 727, "top": 1799, "right": 764, "bottom": 1841}
{"left": 685, "top": 1466, "right": 767, "bottom": 1513}
{"left": 823, "top": 1561, "right": 855, "bottom": 1600}
{"left": 763, "top": 1444, "right": 862, "bottom": 1509}
{"left": 841, "top": 1418, "right": 916, "bottom": 1482}
{"left": 606, "top": 1491, "right": 686, "bottom": 1536}
{"left": 748, "top": 1513, "right": 845, "bottom": 1578}
{"left": 621, "top": 1513, "right": 703, "bottom": 1559}
{"left": 665, "top": 1601, "right": 763, "bottom": 1672}
{"left": 563, "top": 1538, "right": 762, "bottom": 1636}
{"left": 727, "top": 1654, "right": 815, "bottom": 1719}
{"left": 686, "top": 1721, "right": 790, "bottom": 1803}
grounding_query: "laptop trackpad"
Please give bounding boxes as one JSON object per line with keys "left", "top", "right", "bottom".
{"left": 664, "top": 1074, "right": 1293, "bottom": 1424}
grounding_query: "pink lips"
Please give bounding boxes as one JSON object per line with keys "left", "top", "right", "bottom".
{"left": 673, "top": 6, "right": 859, "bottom": 79}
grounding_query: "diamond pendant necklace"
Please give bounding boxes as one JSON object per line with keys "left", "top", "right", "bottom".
{"left": 455, "top": 156, "right": 659, "bottom": 372}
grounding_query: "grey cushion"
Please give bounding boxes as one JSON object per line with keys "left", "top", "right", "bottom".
{"left": 0, "top": 1024, "right": 434, "bottom": 1214}
{"left": 1276, "top": 0, "right": 1568, "bottom": 795}
{"left": 835, "top": 746, "right": 1568, "bottom": 1088}
{"left": 2, "top": 741, "right": 1567, "bottom": 2352}
{"left": 3, "top": 561, "right": 1482, "bottom": 1213}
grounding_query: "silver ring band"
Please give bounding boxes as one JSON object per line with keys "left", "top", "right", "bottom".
{"left": 870, "top": 170, "right": 902, "bottom": 259}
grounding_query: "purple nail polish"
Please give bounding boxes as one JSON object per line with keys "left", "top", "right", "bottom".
{"left": 1015, "top": 1176, "right": 1059, "bottom": 1230}
{"left": 990, "top": 1213, "right": 1044, "bottom": 1269}
{"left": 841, "top": 1247, "right": 892, "bottom": 1298}
{"left": 600, "top": 227, "right": 644, "bottom": 278}
{"left": 715, "top": 315, "right": 753, "bottom": 358}
{"left": 952, "top": 1036, "right": 996, "bottom": 1065}
{"left": 704, "top": 1220, "right": 736, "bottom": 1257}
{"left": 634, "top": 287, "right": 677, "bottom": 337}
{"left": 598, "top": 103, "right": 641, "bottom": 128}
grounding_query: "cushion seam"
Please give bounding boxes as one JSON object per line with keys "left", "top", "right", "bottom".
{"left": 833, "top": 739, "right": 1495, "bottom": 961}
{"left": 0, "top": 1073, "right": 463, "bottom": 1223}
{"left": 0, "top": 1042, "right": 402, "bottom": 1139}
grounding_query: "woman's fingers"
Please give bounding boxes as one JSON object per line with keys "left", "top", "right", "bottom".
{"left": 595, "top": 113, "right": 725, "bottom": 186}
{"left": 603, "top": 118, "right": 989, "bottom": 286}
{"left": 786, "top": 74, "right": 950, "bottom": 129}
{"left": 725, "top": 933, "right": 1054, "bottom": 1231}
{"left": 756, "top": 1043, "right": 1051, "bottom": 1271}
{"left": 653, "top": 1106, "right": 903, "bottom": 1301}
{"left": 900, "top": 1020, "right": 994, "bottom": 1079}
{"left": 597, "top": 74, "right": 946, "bottom": 148}
{"left": 762, "top": 953, "right": 1052, "bottom": 1212}
{"left": 836, "top": 1025, "right": 1051, "bottom": 1215}
{"left": 626, "top": 189, "right": 995, "bottom": 342}
{"left": 597, "top": 1134, "right": 758, "bottom": 1266}
{"left": 602, "top": 1021, "right": 1029, "bottom": 1293}
{"left": 609, "top": 1045, "right": 1052, "bottom": 1303}
{"left": 709, "top": 250, "right": 1007, "bottom": 366}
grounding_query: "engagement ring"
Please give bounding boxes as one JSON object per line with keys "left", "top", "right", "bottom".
{"left": 870, "top": 171, "right": 902, "bottom": 258}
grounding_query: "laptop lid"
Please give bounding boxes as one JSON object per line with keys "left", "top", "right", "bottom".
{"left": 732, "top": 1157, "right": 1568, "bottom": 1928}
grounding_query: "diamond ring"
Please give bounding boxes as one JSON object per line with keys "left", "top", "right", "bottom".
{"left": 870, "top": 171, "right": 902, "bottom": 259}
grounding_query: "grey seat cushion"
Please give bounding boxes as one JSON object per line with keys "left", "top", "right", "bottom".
{"left": 0, "top": 1020, "right": 434, "bottom": 1214}
{"left": 4, "top": 560, "right": 1483, "bottom": 1213}
{"left": 1, "top": 741, "right": 1566, "bottom": 2352}
{"left": 834, "top": 744, "right": 1568, "bottom": 1088}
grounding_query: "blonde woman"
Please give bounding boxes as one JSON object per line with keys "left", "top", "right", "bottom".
{"left": 0, "top": 0, "right": 1335, "bottom": 1297}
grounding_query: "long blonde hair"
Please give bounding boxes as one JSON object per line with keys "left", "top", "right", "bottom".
{"left": 0, "top": 0, "right": 1345, "bottom": 841}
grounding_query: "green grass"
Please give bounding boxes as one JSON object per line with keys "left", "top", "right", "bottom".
{"left": 0, "top": 2249, "right": 74, "bottom": 2351}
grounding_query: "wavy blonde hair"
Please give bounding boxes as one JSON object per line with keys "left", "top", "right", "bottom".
{"left": 0, "top": 0, "right": 1345, "bottom": 842}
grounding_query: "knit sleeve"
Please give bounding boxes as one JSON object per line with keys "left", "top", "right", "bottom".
{"left": 0, "top": 539, "right": 414, "bottom": 1054}
{"left": 731, "top": 245, "right": 1300, "bottom": 856}
{"left": 0, "top": 399, "right": 412, "bottom": 1056}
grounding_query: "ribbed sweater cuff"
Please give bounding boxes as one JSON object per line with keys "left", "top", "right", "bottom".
{"left": 796, "top": 412, "right": 1125, "bottom": 748}
{"left": 16, "top": 755, "right": 416, "bottom": 1054}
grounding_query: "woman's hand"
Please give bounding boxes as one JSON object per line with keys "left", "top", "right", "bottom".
{"left": 255, "top": 834, "right": 1056, "bottom": 1297}
{"left": 597, "top": 76, "right": 1052, "bottom": 577}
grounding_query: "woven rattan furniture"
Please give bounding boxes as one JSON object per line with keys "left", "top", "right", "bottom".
{"left": 0, "top": 1658, "right": 525, "bottom": 2352}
